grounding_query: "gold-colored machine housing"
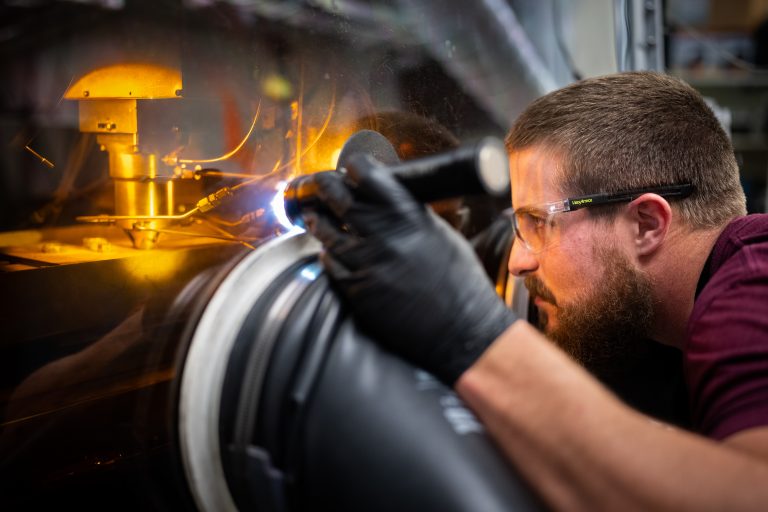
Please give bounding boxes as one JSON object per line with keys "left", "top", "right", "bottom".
{"left": 65, "top": 63, "right": 183, "bottom": 249}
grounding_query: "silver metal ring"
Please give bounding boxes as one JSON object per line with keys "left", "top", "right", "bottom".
{"left": 178, "top": 230, "right": 320, "bottom": 512}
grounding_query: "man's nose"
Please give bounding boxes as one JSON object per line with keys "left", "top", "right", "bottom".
{"left": 508, "top": 240, "right": 539, "bottom": 276}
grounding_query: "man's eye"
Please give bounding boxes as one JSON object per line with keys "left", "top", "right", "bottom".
{"left": 523, "top": 213, "right": 547, "bottom": 230}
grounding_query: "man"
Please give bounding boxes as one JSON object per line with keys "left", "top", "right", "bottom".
{"left": 305, "top": 72, "right": 768, "bottom": 510}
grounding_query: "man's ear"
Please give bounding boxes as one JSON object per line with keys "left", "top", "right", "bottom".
{"left": 626, "top": 193, "right": 672, "bottom": 257}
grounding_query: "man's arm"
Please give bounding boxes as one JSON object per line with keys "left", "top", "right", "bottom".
{"left": 457, "top": 320, "right": 768, "bottom": 512}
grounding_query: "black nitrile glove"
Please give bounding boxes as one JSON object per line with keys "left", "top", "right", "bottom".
{"left": 304, "top": 153, "right": 518, "bottom": 385}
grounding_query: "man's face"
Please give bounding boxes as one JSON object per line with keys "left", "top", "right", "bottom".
{"left": 507, "top": 147, "right": 655, "bottom": 376}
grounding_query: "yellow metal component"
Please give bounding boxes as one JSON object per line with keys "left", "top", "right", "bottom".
{"left": 66, "top": 63, "right": 184, "bottom": 249}
{"left": 128, "top": 222, "right": 163, "bottom": 250}
{"left": 195, "top": 188, "right": 233, "bottom": 213}
{"left": 114, "top": 179, "right": 175, "bottom": 218}
{"left": 107, "top": 146, "right": 155, "bottom": 179}
{"left": 79, "top": 100, "right": 138, "bottom": 135}
{"left": 64, "top": 63, "right": 182, "bottom": 100}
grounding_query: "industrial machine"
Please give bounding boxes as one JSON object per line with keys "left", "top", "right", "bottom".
{"left": 1, "top": 75, "right": 535, "bottom": 512}
{"left": 0, "top": 2, "right": 536, "bottom": 509}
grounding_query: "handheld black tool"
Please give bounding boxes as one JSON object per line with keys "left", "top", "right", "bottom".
{"left": 283, "top": 130, "right": 510, "bottom": 225}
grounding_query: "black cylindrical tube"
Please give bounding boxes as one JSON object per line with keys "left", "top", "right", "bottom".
{"left": 283, "top": 136, "right": 510, "bottom": 225}
{"left": 384, "top": 136, "right": 509, "bottom": 201}
{"left": 217, "top": 246, "right": 543, "bottom": 512}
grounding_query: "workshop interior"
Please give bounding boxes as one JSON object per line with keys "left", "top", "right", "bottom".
{"left": 1, "top": 0, "right": 767, "bottom": 510}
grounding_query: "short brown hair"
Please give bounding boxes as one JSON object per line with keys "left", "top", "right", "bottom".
{"left": 505, "top": 72, "right": 746, "bottom": 228}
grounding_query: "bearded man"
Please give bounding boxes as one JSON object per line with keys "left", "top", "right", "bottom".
{"left": 305, "top": 72, "right": 768, "bottom": 510}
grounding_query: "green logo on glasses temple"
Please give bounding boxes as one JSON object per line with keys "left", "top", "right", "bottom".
{"left": 565, "top": 183, "right": 694, "bottom": 211}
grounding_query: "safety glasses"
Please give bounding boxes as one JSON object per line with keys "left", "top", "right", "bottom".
{"left": 511, "top": 183, "right": 694, "bottom": 254}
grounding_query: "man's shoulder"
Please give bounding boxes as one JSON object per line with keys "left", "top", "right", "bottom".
{"left": 708, "top": 214, "right": 768, "bottom": 279}
{"left": 718, "top": 214, "right": 768, "bottom": 245}
{"left": 684, "top": 214, "right": 768, "bottom": 440}
{"left": 688, "top": 212, "right": 768, "bottom": 348}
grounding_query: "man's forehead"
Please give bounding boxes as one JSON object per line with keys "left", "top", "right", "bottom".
{"left": 509, "top": 147, "right": 563, "bottom": 207}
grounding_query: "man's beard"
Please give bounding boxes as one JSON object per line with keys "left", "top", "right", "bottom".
{"left": 525, "top": 245, "right": 655, "bottom": 382}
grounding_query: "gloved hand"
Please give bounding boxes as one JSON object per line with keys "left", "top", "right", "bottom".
{"left": 304, "top": 153, "right": 518, "bottom": 385}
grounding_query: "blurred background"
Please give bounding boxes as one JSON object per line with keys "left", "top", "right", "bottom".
{"left": 667, "top": 0, "right": 768, "bottom": 213}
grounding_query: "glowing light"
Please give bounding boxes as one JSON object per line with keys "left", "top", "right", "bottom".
{"left": 300, "top": 266, "right": 319, "bottom": 281}
{"left": 120, "top": 249, "right": 186, "bottom": 281}
{"left": 330, "top": 147, "right": 342, "bottom": 169}
{"left": 262, "top": 73, "right": 293, "bottom": 101}
{"left": 271, "top": 181, "right": 303, "bottom": 232}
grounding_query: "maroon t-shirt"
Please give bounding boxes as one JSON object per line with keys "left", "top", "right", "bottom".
{"left": 685, "top": 214, "right": 768, "bottom": 440}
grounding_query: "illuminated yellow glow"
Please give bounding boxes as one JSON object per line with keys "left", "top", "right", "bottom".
{"left": 294, "top": 130, "right": 350, "bottom": 174}
{"left": 167, "top": 180, "right": 175, "bottom": 215}
{"left": 261, "top": 73, "right": 293, "bottom": 101}
{"left": 64, "top": 63, "right": 182, "bottom": 100}
{"left": 330, "top": 148, "right": 342, "bottom": 169}
{"left": 120, "top": 249, "right": 187, "bottom": 281}
{"left": 148, "top": 182, "right": 156, "bottom": 216}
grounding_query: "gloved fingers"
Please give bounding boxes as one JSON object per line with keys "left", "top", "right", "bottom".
{"left": 336, "top": 154, "right": 426, "bottom": 239}
{"left": 304, "top": 211, "right": 351, "bottom": 251}
{"left": 346, "top": 154, "right": 423, "bottom": 217}
{"left": 304, "top": 211, "right": 374, "bottom": 270}
{"left": 313, "top": 153, "right": 427, "bottom": 240}
{"left": 303, "top": 212, "right": 356, "bottom": 280}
